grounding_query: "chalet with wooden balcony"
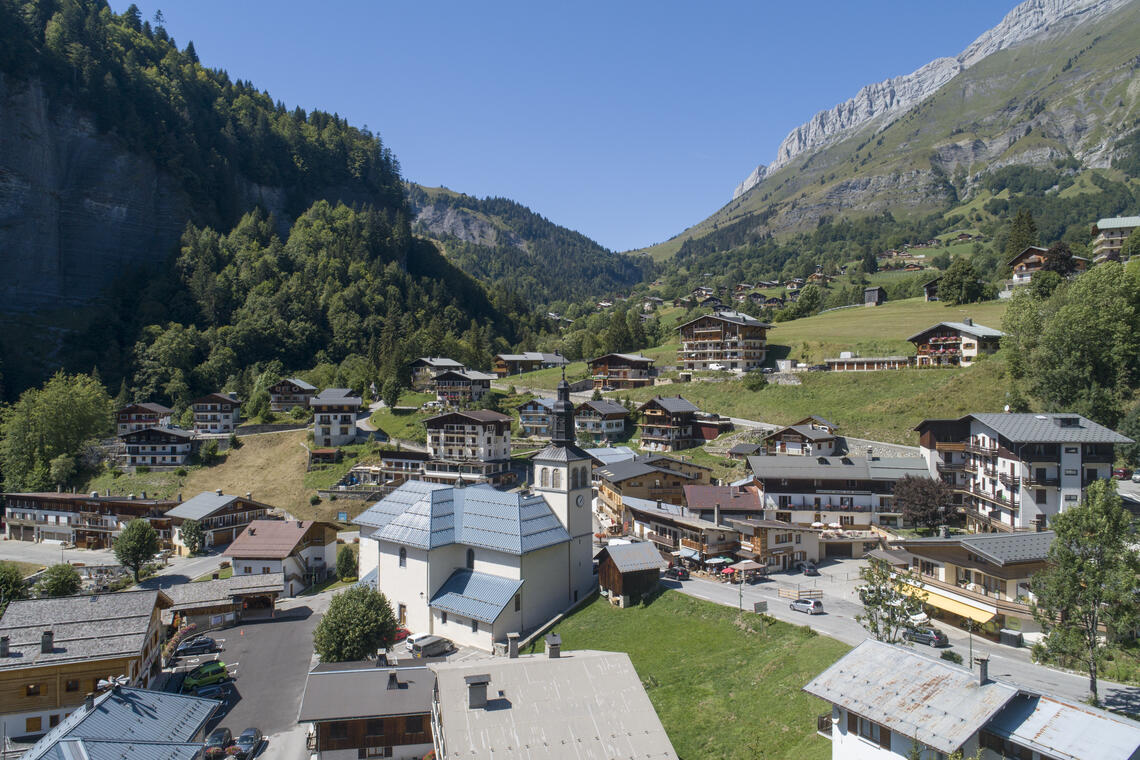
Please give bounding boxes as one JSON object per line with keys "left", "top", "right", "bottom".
{"left": 423, "top": 410, "right": 513, "bottom": 486}
{"left": 410, "top": 357, "right": 465, "bottom": 390}
{"left": 574, "top": 399, "right": 629, "bottom": 443}
{"left": 298, "top": 662, "right": 434, "bottom": 760}
{"left": 682, "top": 484, "right": 764, "bottom": 523}
{"left": 916, "top": 413, "right": 1131, "bottom": 533}
{"left": 269, "top": 377, "right": 317, "bottom": 412}
{"left": 114, "top": 402, "right": 173, "bottom": 437}
{"left": 310, "top": 388, "right": 362, "bottom": 447}
{"left": 191, "top": 392, "right": 241, "bottom": 434}
{"left": 908, "top": 318, "right": 1003, "bottom": 367}
{"left": 746, "top": 454, "right": 931, "bottom": 534}
{"left": 589, "top": 353, "right": 656, "bottom": 391}
{"left": 637, "top": 396, "right": 701, "bottom": 452}
{"left": 594, "top": 455, "right": 711, "bottom": 521}
{"left": 677, "top": 310, "right": 772, "bottom": 373}
{"left": 620, "top": 496, "right": 739, "bottom": 564}
{"left": 1008, "top": 245, "right": 1089, "bottom": 287}
{"left": 2, "top": 492, "right": 178, "bottom": 549}
{"left": 121, "top": 426, "right": 198, "bottom": 470}
{"left": 887, "top": 530, "right": 1055, "bottom": 634}
{"left": 732, "top": 519, "right": 821, "bottom": 571}
{"left": 226, "top": 519, "right": 338, "bottom": 597}
{"left": 166, "top": 489, "right": 274, "bottom": 552}
{"left": 492, "top": 352, "right": 567, "bottom": 377}
{"left": 432, "top": 370, "right": 495, "bottom": 405}
{"left": 761, "top": 416, "right": 839, "bottom": 456}
{"left": 345, "top": 450, "right": 432, "bottom": 496}
{"left": 516, "top": 397, "right": 556, "bottom": 438}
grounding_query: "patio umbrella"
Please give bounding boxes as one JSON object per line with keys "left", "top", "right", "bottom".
{"left": 811, "top": 521, "right": 824, "bottom": 528}
{"left": 730, "top": 560, "right": 764, "bottom": 572}
{"left": 722, "top": 567, "right": 735, "bottom": 574}
{"left": 828, "top": 522, "right": 842, "bottom": 529}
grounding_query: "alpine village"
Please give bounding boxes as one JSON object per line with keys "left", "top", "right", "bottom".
{"left": 4, "top": 1, "right": 1140, "bottom": 759}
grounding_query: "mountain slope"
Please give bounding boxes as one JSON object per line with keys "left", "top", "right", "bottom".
{"left": 642, "top": 0, "right": 1140, "bottom": 262}
{"left": 407, "top": 184, "right": 647, "bottom": 306}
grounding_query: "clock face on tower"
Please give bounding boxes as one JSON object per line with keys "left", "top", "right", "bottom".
{"left": 576, "top": 494, "right": 585, "bottom": 508}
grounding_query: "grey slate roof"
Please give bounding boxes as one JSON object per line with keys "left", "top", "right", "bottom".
{"left": 415, "top": 357, "right": 464, "bottom": 369}
{"left": 298, "top": 664, "right": 434, "bottom": 722}
{"left": 518, "top": 396, "right": 556, "bottom": 412}
{"left": 970, "top": 412, "right": 1133, "bottom": 444}
{"left": 21, "top": 686, "right": 219, "bottom": 760}
{"left": 590, "top": 353, "right": 655, "bottom": 364}
{"left": 121, "top": 425, "right": 194, "bottom": 440}
{"left": 429, "top": 569, "right": 524, "bottom": 624}
{"left": 165, "top": 491, "right": 238, "bottom": 520}
{"left": 497, "top": 352, "right": 568, "bottom": 364}
{"left": 747, "top": 455, "right": 928, "bottom": 482}
{"left": 907, "top": 321, "right": 1004, "bottom": 342}
{"left": 987, "top": 693, "right": 1140, "bottom": 760}
{"left": 532, "top": 442, "right": 592, "bottom": 463}
{"left": 162, "top": 573, "right": 285, "bottom": 613}
{"left": 904, "top": 531, "right": 1055, "bottom": 566}
{"left": 765, "top": 424, "right": 836, "bottom": 442}
{"left": 599, "top": 542, "right": 668, "bottom": 573}
{"left": 431, "top": 651, "right": 678, "bottom": 759}
{"left": 728, "top": 443, "right": 762, "bottom": 455}
{"left": 576, "top": 399, "right": 629, "bottom": 416}
{"left": 679, "top": 310, "right": 772, "bottom": 329}
{"left": 0, "top": 590, "right": 170, "bottom": 671}
{"left": 311, "top": 387, "right": 363, "bottom": 406}
{"left": 804, "top": 640, "right": 1018, "bottom": 754}
{"left": 285, "top": 377, "right": 317, "bottom": 391}
{"left": 643, "top": 396, "right": 700, "bottom": 414}
{"left": 354, "top": 482, "right": 570, "bottom": 555}
{"left": 595, "top": 459, "right": 695, "bottom": 485}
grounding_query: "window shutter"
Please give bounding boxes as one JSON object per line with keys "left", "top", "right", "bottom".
{"left": 878, "top": 726, "right": 891, "bottom": 749}
{"left": 847, "top": 711, "right": 858, "bottom": 734}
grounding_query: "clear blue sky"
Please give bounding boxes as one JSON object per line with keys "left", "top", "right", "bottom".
{"left": 111, "top": 1, "right": 1018, "bottom": 251}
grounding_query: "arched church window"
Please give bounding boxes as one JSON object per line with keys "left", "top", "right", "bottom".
{"left": 541, "top": 468, "right": 550, "bottom": 488}
{"left": 399, "top": 547, "right": 407, "bottom": 568}
{"left": 552, "top": 468, "right": 561, "bottom": 489}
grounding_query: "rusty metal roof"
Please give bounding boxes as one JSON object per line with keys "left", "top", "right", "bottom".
{"left": 987, "top": 693, "right": 1140, "bottom": 760}
{"left": 803, "top": 640, "right": 1017, "bottom": 754}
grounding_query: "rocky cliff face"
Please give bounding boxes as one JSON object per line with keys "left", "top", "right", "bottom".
{"left": 732, "top": 0, "right": 1132, "bottom": 199}
{"left": 408, "top": 199, "right": 526, "bottom": 250}
{"left": 0, "top": 74, "right": 190, "bottom": 312}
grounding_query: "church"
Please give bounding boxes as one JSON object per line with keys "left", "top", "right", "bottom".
{"left": 354, "top": 375, "right": 597, "bottom": 651}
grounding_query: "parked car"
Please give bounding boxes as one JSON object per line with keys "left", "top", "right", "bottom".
{"left": 789, "top": 598, "right": 824, "bottom": 615}
{"left": 204, "top": 727, "right": 233, "bottom": 755}
{"left": 761, "top": 367, "right": 776, "bottom": 375}
{"left": 1132, "top": 471, "right": 1140, "bottom": 483}
{"left": 394, "top": 626, "right": 411, "bottom": 642}
{"left": 707, "top": 363, "right": 726, "bottom": 371}
{"left": 405, "top": 632, "right": 434, "bottom": 653}
{"left": 175, "top": 636, "right": 218, "bottom": 656}
{"left": 904, "top": 626, "right": 950, "bottom": 647}
{"left": 798, "top": 562, "right": 820, "bottom": 576}
{"left": 182, "top": 661, "right": 228, "bottom": 691}
{"left": 411, "top": 635, "right": 453, "bottom": 658}
{"left": 190, "top": 682, "right": 233, "bottom": 701}
{"left": 1115, "top": 467, "right": 1133, "bottom": 480}
{"left": 232, "top": 727, "right": 264, "bottom": 758}
{"left": 663, "top": 566, "right": 690, "bottom": 581}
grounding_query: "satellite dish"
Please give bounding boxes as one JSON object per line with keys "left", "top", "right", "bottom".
{"left": 97, "top": 675, "right": 129, "bottom": 691}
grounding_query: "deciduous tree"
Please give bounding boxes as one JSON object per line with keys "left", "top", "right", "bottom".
{"left": 37, "top": 563, "right": 81, "bottom": 598}
{"left": 937, "top": 257, "right": 983, "bottom": 305}
{"left": 180, "top": 519, "right": 205, "bottom": 555}
{"left": 893, "top": 476, "right": 954, "bottom": 532}
{"left": 1031, "top": 479, "right": 1140, "bottom": 704}
{"left": 313, "top": 585, "right": 397, "bottom": 662}
{"left": 114, "top": 519, "right": 159, "bottom": 583}
{"left": 336, "top": 545, "right": 358, "bottom": 581}
{"left": 856, "top": 559, "right": 927, "bottom": 645}
{"left": 0, "top": 562, "right": 30, "bottom": 615}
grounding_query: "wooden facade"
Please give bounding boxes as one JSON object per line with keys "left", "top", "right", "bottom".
{"left": 588, "top": 354, "right": 655, "bottom": 390}
{"left": 115, "top": 403, "right": 173, "bottom": 437}
{"left": 312, "top": 714, "right": 432, "bottom": 755}
{"left": 269, "top": 378, "right": 317, "bottom": 412}
{"left": 597, "top": 557, "right": 659, "bottom": 600}
{"left": 2, "top": 492, "right": 177, "bottom": 547}
{"left": 121, "top": 426, "right": 198, "bottom": 469}
{"left": 677, "top": 312, "right": 770, "bottom": 372}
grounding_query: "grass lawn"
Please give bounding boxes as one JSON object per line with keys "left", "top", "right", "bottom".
{"left": 369, "top": 407, "right": 432, "bottom": 443}
{"left": 671, "top": 440, "right": 748, "bottom": 482}
{"left": 192, "top": 565, "right": 231, "bottom": 582}
{"left": 7, "top": 561, "right": 46, "bottom": 577}
{"left": 521, "top": 591, "right": 848, "bottom": 760}
{"left": 610, "top": 358, "right": 1008, "bottom": 446}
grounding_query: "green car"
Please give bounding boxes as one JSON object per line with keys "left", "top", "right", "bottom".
{"left": 182, "top": 661, "right": 228, "bottom": 691}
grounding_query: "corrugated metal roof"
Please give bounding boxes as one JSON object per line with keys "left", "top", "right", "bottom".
{"left": 584, "top": 446, "right": 637, "bottom": 466}
{"left": 1095, "top": 216, "right": 1140, "bottom": 230}
{"left": 970, "top": 413, "right": 1133, "bottom": 444}
{"left": 21, "top": 686, "right": 219, "bottom": 760}
{"left": 431, "top": 651, "right": 677, "bottom": 759}
{"left": 987, "top": 693, "right": 1140, "bottom": 760}
{"left": 803, "top": 640, "right": 1018, "bottom": 754}
{"left": 903, "top": 531, "right": 1055, "bottom": 566}
{"left": 355, "top": 482, "right": 570, "bottom": 555}
{"left": 429, "top": 569, "right": 523, "bottom": 623}
{"left": 165, "top": 491, "right": 238, "bottom": 520}
{"left": 599, "top": 542, "right": 668, "bottom": 573}
{"left": 906, "top": 321, "right": 1004, "bottom": 342}
{"left": 747, "top": 455, "right": 927, "bottom": 481}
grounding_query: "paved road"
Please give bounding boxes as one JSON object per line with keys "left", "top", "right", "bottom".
{"left": 670, "top": 568, "right": 1140, "bottom": 709}
{"left": 143, "top": 551, "right": 230, "bottom": 590}
{"left": 0, "top": 540, "right": 119, "bottom": 568}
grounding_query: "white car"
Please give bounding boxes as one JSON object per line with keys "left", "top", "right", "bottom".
{"left": 707, "top": 363, "right": 726, "bottom": 371}
{"left": 1131, "top": 472, "right": 1140, "bottom": 483}
{"left": 405, "top": 632, "right": 434, "bottom": 653}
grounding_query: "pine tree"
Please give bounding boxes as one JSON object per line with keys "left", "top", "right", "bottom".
{"left": 1004, "top": 208, "right": 1039, "bottom": 260}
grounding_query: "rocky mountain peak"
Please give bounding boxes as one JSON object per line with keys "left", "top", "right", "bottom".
{"left": 731, "top": 0, "right": 1131, "bottom": 200}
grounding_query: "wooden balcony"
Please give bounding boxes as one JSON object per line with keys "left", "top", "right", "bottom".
{"left": 648, "top": 531, "right": 676, "bottom": 548}
{"left": 934, "top": 442, "right": 966, "bottom": 453}
{"left": 964, "top": 441, "right": 999, "bottom": 456}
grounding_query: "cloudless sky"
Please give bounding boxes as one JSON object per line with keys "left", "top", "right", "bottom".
{"left": 111, "top": 1, "right": 1019, "bottom": 251}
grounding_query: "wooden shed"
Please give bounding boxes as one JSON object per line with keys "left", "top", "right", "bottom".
{"left": 864, "top": 286, "right": 888, "bottom": 307}
{"left": 596, "top": 542, "right": 669, "bottom": 604}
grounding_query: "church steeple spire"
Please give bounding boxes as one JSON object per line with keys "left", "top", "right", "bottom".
{"left": 551, "top": 367, "right": 575, "bottom": 447}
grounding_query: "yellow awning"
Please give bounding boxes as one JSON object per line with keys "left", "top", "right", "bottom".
{"left": 910, "top": 587, "right": 996, "bottom": 625}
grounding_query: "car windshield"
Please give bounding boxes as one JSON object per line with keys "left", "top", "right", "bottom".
{"left": 238, "top": 732, "right": 257, "bottom": 744}
{"left": 207, "top": 729, "right": 228, "bottom": 743}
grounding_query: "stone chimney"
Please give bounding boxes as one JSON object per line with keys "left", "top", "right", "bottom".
{"left": 0, "top": 636, "right": 9, "bottom": 658}
{"left": 964, "top": 317, "right": 973, "bottom": 326}
{"left": 545, "top": 632, "right": 561, "bottom": 659}
{"left": 465, "top": 674, "right": 490, "bottom": 709}
{"left": 84, "top": 693, "right": 95, "bottom": 712}
{"left": 41, "top": 630, "right": 54, "bottom": 654}
{"left": 866, "top": 446, "right": 874, "bottom": 461}
{"left": 714, "top": 502, "right": 722, "bottom": 527}
{"left": 975, "top": 656, "right": 989, "bottom": 685}
{"left": 216, "top": 488, "right": 223, "bottom": 496}
{"left": 507, "top": 632, "right": 519, "bottom": 659}
{"left": 387, "top": 669, "right": 400, "bottom": 690}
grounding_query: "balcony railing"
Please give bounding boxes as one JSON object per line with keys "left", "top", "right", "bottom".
{"left": 937, "top": 462, "right": 966, "bottom": 473}
{"left": 997, "top": 472, "right": 1021, "bottom": 488}
{"left": 1023, "top": 474, "right": 1060, "bottom": 487}
{"left": 648, "top": 532, "right": 677, "bottom": 548}
{"left": 964, "top": 441, "right": 999, "bottom": 456}
{"left": 934, "top": 442, "right": 966, "bottom": 453}
{"left": 817, "top": 714, "right": 833, "bottom": 738}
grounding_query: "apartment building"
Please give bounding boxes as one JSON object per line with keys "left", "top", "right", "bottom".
{"left": 762, "top": 416, "right": 839, "bottom": 456}
{"left": 516, "top": 397, "right": 555, "bottom": 438}
{"left": 2, "top": 492, "right": 177, "bottom": 549}
{"left": 114, "top": 402, "right": 173, "bottom": 436}
{"left": 587, "top": 353, "right": 656, "bottom": 390}
{"left": 915, "top": 412, "right": 1131, "bottom": 533}
{"left": 410, "top": 357, "right": 465, "bottom": 390}
{"left": 346, "top": 450, "right": 433, "bottom": 495}
{"left": 732, "top": 519, "right": 822, "bottom": 571}
{"left": 226, "top": 519, "right": 338, "bottom": 597}
{"left": 432, "top": 370, "right": 495, "bottom": 405}
{"left": 622, "top": 497, "right": 740, "bottom": 564}
{"left": 908, "top": 319, "right": 1004, "bottom": 368}
{"left": 121, "top": 426, "right": 198, "bottom": 470}
{"left": 677, "top": 310, "right": 771, "bottom": 373}
{"left": 637, "top": 396, "right": 701, "bottom": 452}
{"left": 1091, "top": 215, "right": 1140, "bottom": 263}
{"left": 191, "top": 392, "right": 241, "bottom": 434}
{"left": 311, "top": 388, "right": 362, "bottom": 447}
{"left": 166, "top": 489, "right": 273, "bottom": 552}
{"left": 594, "top": 454, "right": 712, "bottom": 521}
{"left": 574, "top": 399, "right": 629, "bottom": 443}
{"left": 492, "top": 352, "right": 567, "bottom": 377}
{"left": 423, "top": 410, "right": 513, "bottom": 486}
{"left": 269, "top": 377, "right": 317, "bottom": 411}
